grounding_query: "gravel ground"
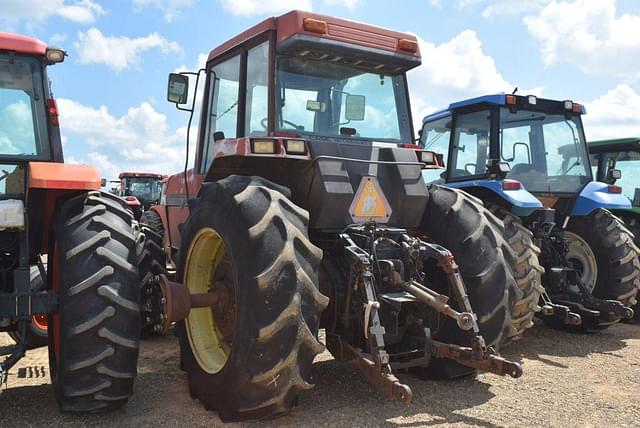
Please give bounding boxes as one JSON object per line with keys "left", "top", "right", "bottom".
{"left": 0, "top": 321, "right": 638, "bottom": 427}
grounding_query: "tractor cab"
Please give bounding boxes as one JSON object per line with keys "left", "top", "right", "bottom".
{"left": 163, "top": 10, "right": 426, "bottom": 239}
{"left": 589, "top": 137, "right": 640, "bottom": 208}
{"left": 118, "top": 172, "right": 165, "bottom": 208}
{"left": 421, "top": 94, "right": 630, "bottom": 217}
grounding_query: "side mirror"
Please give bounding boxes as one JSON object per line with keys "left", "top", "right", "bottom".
{"left": 167, "top": 73, "right": 189, "bottom": 104}
{"left": 608, "top": 168, "right": 622, "bottom": 181}
{"left": 100, "top": 178, "right": 107, "bottom": 187}
{"left": 345, "top": 94, "right": 365, "bottom": 121}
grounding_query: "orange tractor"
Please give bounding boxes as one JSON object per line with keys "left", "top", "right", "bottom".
{"left": 0, "top": 33, "right": 139, "bottom": 412}
{"left": 140, "top": 11, "right": 522, "bottom": 421}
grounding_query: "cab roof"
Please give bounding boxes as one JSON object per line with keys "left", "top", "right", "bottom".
{"left": 208, "top": 10, "right": 420, "bottom": 63}
{"left": 0, "top": 32, "right": 46, "bottom": 56}
{"left": 423, "top": 93, "right": 587, "bottom": 124}
{"left": 119, "top": 172, "right": 166, "bottom": 179}
{"left": 588, "top": 137, "right": 640, "bottom": 154}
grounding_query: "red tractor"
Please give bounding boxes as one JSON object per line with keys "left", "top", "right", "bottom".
{"left": 0, "top": 33, "right": 140, "bottom": 412}
{"left": 109, "top": 171, "right": 166, "bottom": 220}
{"left": 141, "top": 11, "right": 523, "bottom": 422}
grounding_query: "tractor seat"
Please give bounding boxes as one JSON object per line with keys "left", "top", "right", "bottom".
{"left": 510, "top": 163, "right": 535, "bottom": 175}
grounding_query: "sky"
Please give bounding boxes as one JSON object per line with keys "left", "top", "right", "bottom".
{"left": 3, "top": 0, "right": 640, "bottom": 180}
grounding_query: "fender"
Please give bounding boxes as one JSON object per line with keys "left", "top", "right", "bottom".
{"left": 570, "top": 181, "right": 631, "bottom": 216}
{"left": 29, "top": 162, "right": 101, "bottom": 190}
{"left": 446, "top": 179, "right": 542, "bottom": 216}
{"left": 123, "top": 195, "right": 141, "bottom": 207}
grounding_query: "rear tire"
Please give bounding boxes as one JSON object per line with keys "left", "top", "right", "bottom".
{"left": 49, "top": 191, "right": 140, "bottom": 413}
{"left": 613, "top": 213, "right": 640, "bottom": 322}
{"left": 140, "top": 210, "right": 164, "bottom": 240}
{"left": 487, "top": 205, "right": 544, "bottom": 342}
{"left": 177, "top": 175, "right": 328, "bottom": 421}
{"left": 565, "top": 209, "right": 640, "bottom": 307}
{"left": 415, "top": 185, "right": 517, "bottom": 379}
{"left": 138, "top": 223, "right": 168, "bottom": 335}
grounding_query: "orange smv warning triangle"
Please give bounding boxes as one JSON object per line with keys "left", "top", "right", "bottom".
{"left": 349, "top": 176, "right": 392, "bottom": 223}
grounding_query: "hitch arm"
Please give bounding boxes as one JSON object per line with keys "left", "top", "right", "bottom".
{"left": 430, "top": 339, "right": 523, "bottom": 379}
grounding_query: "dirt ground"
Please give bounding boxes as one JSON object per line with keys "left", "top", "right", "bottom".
{"left": 0, "top": 321, "right": 638, "bottom": 427}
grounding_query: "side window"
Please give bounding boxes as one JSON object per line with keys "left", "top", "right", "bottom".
{"left": 450, "top": 111, "right": 490, "bottom": 178}
{"left": 245, "top": 41, "right": 269, "bottom": 136}
{"left": 201, "top": 55, "right": 240, "bottom": 172}
{"left": 420, "top": 116, "right": 451, "bottom": 184}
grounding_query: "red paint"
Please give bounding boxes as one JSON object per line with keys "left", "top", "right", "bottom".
{"left": 118, "top": 172, "right": 166, "bottom": 179}
{"left": 29, "top": 162, "right": 101, "bottom": 190}
{"left": 208, "top": 10, "right": 420, "bottom": 63}
{"left": 0, "top": 32, "right": 46, "bottom": 56}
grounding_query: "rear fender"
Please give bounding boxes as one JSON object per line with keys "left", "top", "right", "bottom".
{"left": 571, "top": 181, "right": 632, "bottom": 216}
{"left": 445, "top": 179, "right": 542, "bottom": 216}
{"left": 28, "top": 163, "right": 101, "bottom": 254}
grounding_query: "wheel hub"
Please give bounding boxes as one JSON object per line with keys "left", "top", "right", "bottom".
{"left": 564, "top": 231, "right": 598, "bottom": 293}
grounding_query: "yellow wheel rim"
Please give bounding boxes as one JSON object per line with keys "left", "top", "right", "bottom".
{"left": 184, "top": 227, "right": 233, "bottom": 374}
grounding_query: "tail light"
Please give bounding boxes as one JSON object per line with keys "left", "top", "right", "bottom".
{"left": 303, "top": 18, "right": 328, "bottom": 34}
{"left": 401, "top": 143, "right": 422, "bottom": 149}
{"left": 506, "top": 95, "right": 516, "bottom": 105}
{"left": 398, "top": 38, "right": 418, "bottom": 53}
{"left": 47, "top": 99, "right": 59, "bottom": 127}
{"left": 502, "top": 180, "right": 522, "bottom": 191}
{"left": 608, "top": 185, "right": 622, "bottom": 194}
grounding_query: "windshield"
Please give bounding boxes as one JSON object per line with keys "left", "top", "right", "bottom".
{"left": 275, "top": 56, "right": 412, "bottom": 142}
{"left": 500, "top": 108, "right": 591, "bottom": 193}
{"left": 0, "top": 54, "right": 50, "bottom": 158}
{"left": 593, "top": 150, "right": 640, "bottom": 203}
{"left": 420, "top": 116, "right": 451, "bottom": 184}
{"left": 122, "top": 177, "right": 161, "bottom": 202}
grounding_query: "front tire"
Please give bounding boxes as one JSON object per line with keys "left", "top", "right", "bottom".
{"left": 177, "top": 175, "right": 328, "bottom": 421}
{"left": 565, "top": 209, "right": 640, "bottom": 306}
{"left": 49, "top": 191, "right": 140, "bottom": 413}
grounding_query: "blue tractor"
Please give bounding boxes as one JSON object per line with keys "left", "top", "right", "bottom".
{"left": 419, "top": 94, "right": 638, "bottom": 334}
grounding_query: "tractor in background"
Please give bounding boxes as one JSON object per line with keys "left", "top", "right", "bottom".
{"left": 0, "top": 33, "right": 140, "bottom": 412}
{"left": 113, "top": 171, "right": 165, "bottom": 220}
{"left": 420, "top": 94, "right": 637, "bottom": 334}
{"left": 589, "top": 136, "right": 640, "bottom": 321}
{"left": 139, "top": 10, "right": 522, "bottom": 422}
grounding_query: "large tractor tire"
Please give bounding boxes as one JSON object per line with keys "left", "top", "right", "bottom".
{"left": 416, "top": 185, "right": 518, "bottom": 379}
{"left": 488, "top": 205, "right": 544, "bottom": 341}
{"left": 140, "top": 210, "right": 164, "bottom": 239}
{"left": 49, "top": 191, "right": 140, "bottom": 413}
{"left": 176, "top": 175, "right": 328, "bottom": 422}
{"left": 565, "top": 209, "right": 640, "bottom": 308}
{"left": 9, "top": 266, "right": 49, "bottom": 349}
{"left": 138, "top": 222, "right": 168, "bottom": 335}
{"left": 599, "top": 212, "right": 640, "bottom": 322}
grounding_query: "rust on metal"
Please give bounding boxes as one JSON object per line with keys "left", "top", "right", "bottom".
{"left": 158, "top": 275, "right": 222, "bottom": 332}
{"left": 326, "top": 333, "right": 412, "bottom": 403}
{"left": 430, "top": 339, "right": 523, "bottom": 378}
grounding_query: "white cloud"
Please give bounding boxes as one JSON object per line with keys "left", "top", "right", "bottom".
{"left": 322, "top": 0, "right": 362, "bottom": 10}
{"left": 57, "top": 0, "right": 106, "bottom": 23}
{"left": 407, "top": 30, "right": 543, "bottom": 129}
{"left": 482, "top": 0, "right": 550, "bottom": 17}
{"left": 49, "top": 33, "right": 69, "bottom": 46}
{"left": 582, "top": 84, "right": 640, "bottom": 141}
{"left": 217, "top": 0, "right": 312, "bottom": 16}
{"left": 524, "top": 0, "right": 640, "bottom": 78}
{"left": 1, "top": 0, "right": 105, "bottom": 26}
{"left": 57, "top": 98, "right": 195, "bottom": 180}
{"left": 132, "top": 0, "right": 194, "bottom": 22}
{"left": 74, "top": 28, "right": 182, "bottom": 71}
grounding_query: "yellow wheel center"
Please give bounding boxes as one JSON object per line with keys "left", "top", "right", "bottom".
{"left": 184, "top": 227, "right": 233, "bottom": 374}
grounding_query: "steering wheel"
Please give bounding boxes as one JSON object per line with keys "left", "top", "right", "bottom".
{"left": 260, "top": 117, "right": 302, "bottom": 130}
